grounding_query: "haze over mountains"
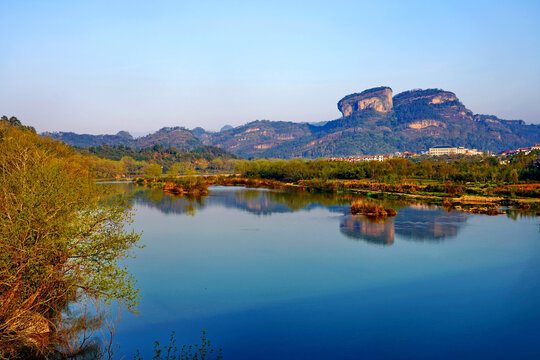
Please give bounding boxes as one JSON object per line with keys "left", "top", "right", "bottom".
{"left": 44, "top": 87, "right": 540, "bottom": 158}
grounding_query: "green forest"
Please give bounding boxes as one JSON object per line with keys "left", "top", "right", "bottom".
{"left": 234, "top": 154, "right": 540, "bottom": 184}
{"left": 74, "top": 144, "right": 239, "bottom": 178}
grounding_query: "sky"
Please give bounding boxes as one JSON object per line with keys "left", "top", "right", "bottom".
{"left": 1, "top": 0, "right": 539, "bottom": 135}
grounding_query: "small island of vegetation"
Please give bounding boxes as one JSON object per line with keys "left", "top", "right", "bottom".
{"left": 350, "top": 200, "right": 398, "bottom": 217}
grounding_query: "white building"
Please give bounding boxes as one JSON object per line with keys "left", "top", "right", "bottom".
{"left": 429, "top": 146, "right": 482, "bottom": 156}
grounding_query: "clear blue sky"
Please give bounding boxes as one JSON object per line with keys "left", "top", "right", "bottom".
{"left": 1, "top": 0, "right": 539, "bottom": 134}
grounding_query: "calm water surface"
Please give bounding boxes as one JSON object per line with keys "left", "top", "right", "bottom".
{"left": 111, "top": 184, "right": 540, "bottom": 359}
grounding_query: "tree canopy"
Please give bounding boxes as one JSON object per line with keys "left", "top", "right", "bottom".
{"left": 0, "top": 119, "right": 141, "bottom": 358}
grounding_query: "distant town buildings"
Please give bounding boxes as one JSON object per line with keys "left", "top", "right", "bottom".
{"left": 328, "top": 155, "right": 391, "bottom": 162}
{"left": 499, "top": 143, "right": 540, "bottom": 157}
{"left": 399, "top": 152, "right": 419, "bottom": 158}
{"left": 328, "top": 152, "right": 421, "bottom": 162}
{"left": 428, "top": 146, "right": 483, "bottom": 156}
{"left": 327, "top": 143, "right": 538, "bottom": 163}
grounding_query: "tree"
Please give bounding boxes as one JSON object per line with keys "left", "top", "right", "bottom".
{"left": 145, "top": 163, "right": 162, "bottom": 178}
{"left": 196, "top": 159, "right": 209, "bottom": 172}
{"left": 1, "top": 115, "right": 35, "bottom": 133}
{"left": 0, "top": 121, "right": 141, "bottom": 358}
{"left": 178, "top": 162, "right": 194, "bottom": 175}
{"left": 121, "top": 156, "right": 142, "bottom": 176}
{"left": 210, "top": 158, "right": 224, "bottom": 170}
{"left": 509, "top": 169, "right": 519, "bottom": 184}
{"left": 8, "top": 116, "right": 21, "bottom": 127}
{"left": 167, "top": 163, "right": 181, "bottom": 177}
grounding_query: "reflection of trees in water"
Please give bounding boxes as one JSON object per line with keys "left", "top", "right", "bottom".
{"left": 232, "top": 189, "right": 278, "bottom": 215}
{"left": 14, "top": 296, "right": 125, "bottom": 359}
{"left": 340, "top": 204, "right": 469, "bottom": 245}
{"left": 127, "top": 184, "right": 355, "bottom": 216}
{"left": 265, "top": 191, "right": 352, "bottom": 211}
{"left": 236, "top": 189, "right": 263, "bottom": 201}
{"left": 118, "top": 184, "right": 471, "bottom": 244}
{"left": 506, "top": 209, "right": 539, "bottom": 221}
{"left": 232, "top": 190, "right": 352, "bottom": 215}
{"left": 130, "top": 185, "right": 207, "bottom": 216}
{"left": 145, "top": 188, "right": 164, "bottom": 204}
{"left": 340, "top": 215, "right": 395, "bottom": 245}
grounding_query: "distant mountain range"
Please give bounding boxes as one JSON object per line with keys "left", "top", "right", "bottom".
{"left": 43, "top": 127, "right": 202, "bottom": 150}
{"left": 44, "top": 87, "right": 540, "bottom": 158}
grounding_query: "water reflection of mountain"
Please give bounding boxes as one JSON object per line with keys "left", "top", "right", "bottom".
{"left": 340, "top": 204, "right": 468, "bottom": 245}
{"left": 130, "top": 185, "right": 350, "bottom": 216}
{"left": 340, "top": 216, "right": 395, "bottom": 245}
{"left": 131, "top": 187, "right": 206, "bottom": 216}
{"left": 119, "top": 183, "right": 470, "bottom": 244}
{"left": 395, "top": 205, "right": 468, "bottom": 241}
{"left": 216, "top": 188, "right": 349, "bottom": 216}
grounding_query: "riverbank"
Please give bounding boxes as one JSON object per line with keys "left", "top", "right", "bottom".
{"left": 131, "top": 175, "right": 540, "bottom": 215}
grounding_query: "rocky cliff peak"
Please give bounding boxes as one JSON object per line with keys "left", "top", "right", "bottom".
{"left": 392, "top": 88, "right": 474, "bottom": 125}
{"left": 393, "top": 89, "right": 458, "bottom": 107}
{"left": 337, "top": 87, "right": 393, "bottom": 117}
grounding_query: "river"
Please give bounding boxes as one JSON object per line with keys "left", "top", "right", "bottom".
{"left": 109, "top": 183, "right": 540, "bottom": 359}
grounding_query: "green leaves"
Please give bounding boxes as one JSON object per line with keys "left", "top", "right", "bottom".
{"left": 0, "top": 121, "right": 142, "bottom": 356}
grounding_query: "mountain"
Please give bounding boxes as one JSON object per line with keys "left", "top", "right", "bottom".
{"left": 42, "top": 87, "right": 540, "bottom": 158}
{"left": 45, "top": 126, "right": 202, "bottom": 151}
{"left": 43, "top": 130, "right": 134, "bottom": 147}
{"left": 133, "top": 127, "right": 202, "bottom": 150}
{"left": 199, "top": 120, "right": 313, "bottom": 158}
{"left": 203, "top": 87, "right": 540, "bottom": 158}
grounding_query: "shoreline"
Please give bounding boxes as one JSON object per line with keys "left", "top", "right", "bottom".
{"left": 127, "top": 175, "right": 540, "bottom": 215}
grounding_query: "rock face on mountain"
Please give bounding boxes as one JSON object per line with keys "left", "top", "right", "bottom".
{"left": 43, "top": 87, "right": 540, "bottom": 158}
{"left": 337, "top": 87, "right": 393, "bottom": 117}
{"left": 393, "top": 89, "right": 474, "bottom": 125}
{"left": 392, "top": 89, "right": 475, "bottom": 141}
{"left": 202, "top": 120, "right": 312, "bottom": 157}
{"left": 393, "top": 89, "right": 460, "bottom": 107}
{"left": 473, "top": 114, "right": 526, "bottom": 126}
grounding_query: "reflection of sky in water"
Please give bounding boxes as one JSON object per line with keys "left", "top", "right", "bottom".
{"left": 113, "top": 184, "right": 540, "bottom": 360}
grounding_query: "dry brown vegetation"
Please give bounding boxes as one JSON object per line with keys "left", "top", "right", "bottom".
{"left": 463, "top": 206, "right": 506, "bottom": 215}
{"left": 350, "top": 200, "right": 398, "bottom": 217}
